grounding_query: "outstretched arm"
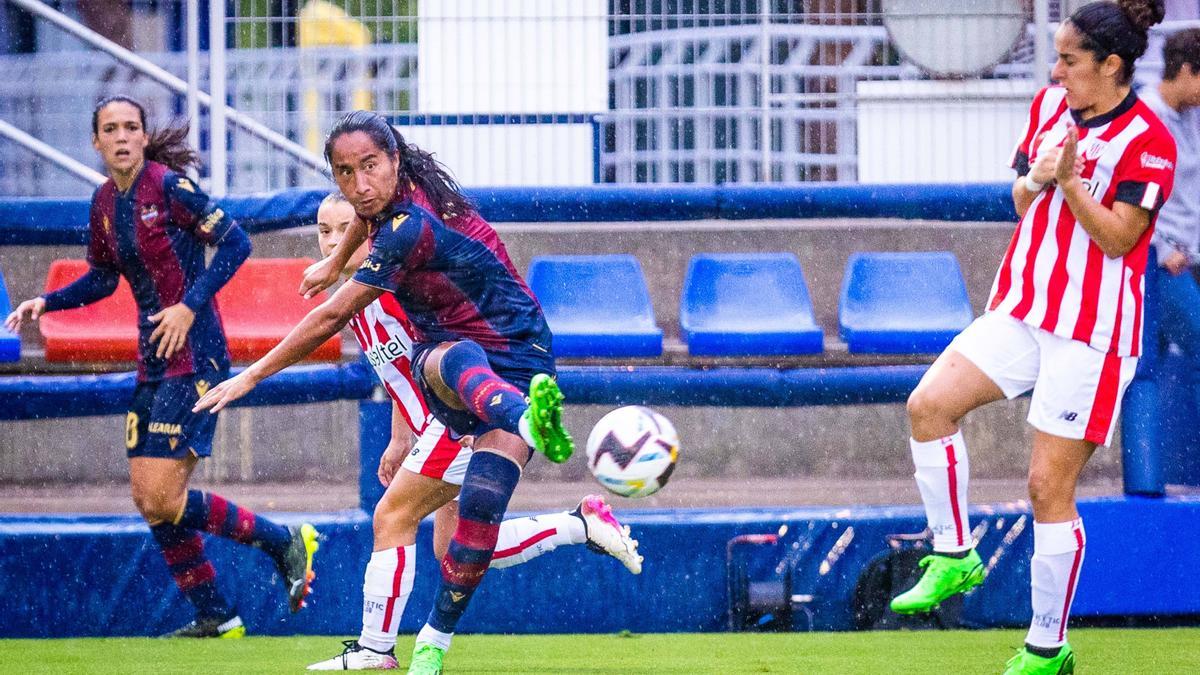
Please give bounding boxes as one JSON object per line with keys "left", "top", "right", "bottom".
{"left": 193, "top": 279, "right": 384, "bottom": 413}
{"left": 300, "top": 215, "right": 369, "bottom": 299}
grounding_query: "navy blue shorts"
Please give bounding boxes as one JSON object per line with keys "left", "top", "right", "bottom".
{"left": 126, "top": 367, "right": 228, "bottom": 459}
{"left": 412, "top": 339, "right": 556, "bottom": 438}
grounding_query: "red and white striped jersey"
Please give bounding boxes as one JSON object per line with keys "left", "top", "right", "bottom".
{"left": 348, "top": 293, "right": 430, "bottom": 435}
{"left": 992, "top": 86, "right": 1177, "bottom": 357}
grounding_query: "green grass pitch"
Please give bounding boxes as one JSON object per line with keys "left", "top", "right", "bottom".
{"left": 2, "top": 629, "right": 1197, "bottom": 673}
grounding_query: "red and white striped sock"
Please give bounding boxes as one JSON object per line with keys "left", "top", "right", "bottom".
{"left": 1026, "top": 518, "right": 1086, "bottom": 649}
{"left": 359, "top": 545, "right": 415, "bottom": 653}
{"left": 910, "top": 431, "right": 972, "bottom": 553}
{"left": 489, "top": 512, "right": 586, "bottom": 570}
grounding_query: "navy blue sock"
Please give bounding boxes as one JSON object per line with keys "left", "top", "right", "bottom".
{"left": 177, "top": 489, "right": 292, "bottom": 561}
{"left": 150, "top": 523, "right": 233, "bottom": 620}
{"left": 426, "top": 451, "right": 521, "bottom": 633}
{"left": 438, "top": 340, "right": 528, "bottom": 434}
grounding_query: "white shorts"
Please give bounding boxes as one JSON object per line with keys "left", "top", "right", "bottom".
{"left": 400, "top": 416, "right": 472, "bottom": 486}
{"left": 947, "top": 312, "right": 1138, "bottom": 446}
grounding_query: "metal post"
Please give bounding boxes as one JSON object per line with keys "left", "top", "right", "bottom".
{"left": 1033, "top": 0, "right": 1050, "bottom": 85}
{"left": 5, "top": 0, "right": 326, "bottom": 176}
{"left": 186, "top": 0, "right": 200, "bottom": 163}
{"left": 0, "top": 119, "right": 106, "bottom": 185}
{"left": 209, "top": 0, "right": 227, "bottom": 196}
{"left": 759, "top": 2, "right": 771, "bottom": 183}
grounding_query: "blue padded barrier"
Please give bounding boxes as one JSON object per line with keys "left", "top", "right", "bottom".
{"left": 0, "top": 364, "right": 930, "bottom": 421}
{"left": 527, "top": 255, "right": 663, "bottom": 357}
{"left": 680, "top": 253, "right": 823, "bottom": 356}
{"left": 0, "top": 184, "right": 1018, "bottom": 246}
{"left": 0, "top": 266, "right": 19, "bottom": 362}
{"left": 0, "top": 362, "right": 375, "bottom": 421}
{"left": 839, "top": 252, "right": 974, "bottom": 354}
{"left": 4, "top": 496, "right": 1199, "bottom": 638}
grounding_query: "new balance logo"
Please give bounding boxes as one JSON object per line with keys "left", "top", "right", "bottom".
{"left": 1059, "top": 411, "right": 1078, "bottom": 422}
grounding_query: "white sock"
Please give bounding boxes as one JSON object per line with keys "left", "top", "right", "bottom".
{"left": 416, "top": 623, "right": 453, "bottom": 651}
{"left": 358, "top": 545, "right": 415, "bottom": 653}
{"left": 1026, "top": 518, "right": 1086, "bottom": 649}
{"left": 490, "top": 512, "right": 586, "bottom": 569}
{"left": 910, "top": 431, "right": 972, "bottom": 553}
{"left": 517, "top": 413, "right": 536, "bottom": 449}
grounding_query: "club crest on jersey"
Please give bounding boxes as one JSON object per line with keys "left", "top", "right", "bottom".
{"left": 140, "top": 204, "right": 159, "bottom": 224}
{"left": 391, "top": 214, "right": 409, "bottom": 232}
{"left": 1084, "top": 140, "right": 1108, "bottom": 161}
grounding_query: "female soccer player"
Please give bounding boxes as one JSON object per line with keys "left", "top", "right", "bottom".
{"left": 4, "top": 96, "right": 318, "bottom": 638}
{"left": 890, "top": 2, "right": 1173, "bottom": 672}
{"left": 305, "top": 193, "right": 640, "bottom": 671}
{"left": 195, "top": 111, "right": 576, "bottom": 674}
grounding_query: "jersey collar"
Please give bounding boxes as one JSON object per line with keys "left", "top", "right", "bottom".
{"left": 1070, "top": 89, "right": 1137, "bottom": 128}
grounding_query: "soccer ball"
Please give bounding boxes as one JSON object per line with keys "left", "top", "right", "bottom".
{"left": 585, "top": 406, "right": 679, "bottom": 498}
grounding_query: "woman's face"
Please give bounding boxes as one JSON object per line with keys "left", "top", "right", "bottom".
{"left": 1051, "top": 23, "right": 1123, "bottom": 112}
{"left": 92, "top": 101, "right": 148, "bottom": 176}
{"left": 329, "top": 131, "right": 400, "bottom": 218}
{"left": 316, "top": 199, "right": 369, "bottom": 276}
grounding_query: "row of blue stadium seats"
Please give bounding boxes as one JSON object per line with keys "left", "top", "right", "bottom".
{"left": 0, "top": 251, "right": 974, "bottom": 364}
{"left": 528, "top": 252, "right": 974, "bottom": 358}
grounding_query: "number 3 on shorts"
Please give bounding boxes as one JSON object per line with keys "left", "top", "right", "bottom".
{"left": 125, "top": 411, "right": 139, "bottom": 450}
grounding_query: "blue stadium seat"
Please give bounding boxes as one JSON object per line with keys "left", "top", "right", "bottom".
{"left": 680, "top": 253, "right": 823, "bottom": 356}
{"left": 839, "top": 252, "right": 973, "bottom": 354}
{"left": 527, "top": 255, "right": 663, "bottom": 357}
{"left": 0, "top": 266, "right": 20, "bottom": 362}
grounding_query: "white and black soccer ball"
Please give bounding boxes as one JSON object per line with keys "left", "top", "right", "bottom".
{"left": 585, "top": 406, "right": 679, "bottom": 498}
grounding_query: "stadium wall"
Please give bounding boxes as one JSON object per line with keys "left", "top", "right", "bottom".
{"left": 4, "top": 496, "right": 1199, "bottom": 638}
{"left": 0, "top": 185, "right": 1123, "bottom": 487}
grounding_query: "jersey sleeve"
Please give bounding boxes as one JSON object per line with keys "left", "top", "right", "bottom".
{"left": 351, "top": 209, "right": 432, "bottom": 293}
{"left": 1112, "top": 128, "right": 1177, "bottom": 214}
{"left": 1010, "top": 87, "right": 1051, "bottom": 177}
{"left": 163, "top": 172, "right": 237, "bottom": 244}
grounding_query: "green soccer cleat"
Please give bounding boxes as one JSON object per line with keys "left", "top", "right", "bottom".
{"left": 1003, "top": 644, "right": 1075, "bottom": 674}
{"left": 277, "top": 523, "right": 320, "bottom": 613}
{"left": 889, "top": 548, "right": 985, "bottom": 614}
{"left": 160, "top": 614, "right": 245, "bottom": 639}
{"left": 406, "top": 643, "right": 445, "bottom": 675}
{"left": 522, "top": 373, "right": 574, "bottom": 464}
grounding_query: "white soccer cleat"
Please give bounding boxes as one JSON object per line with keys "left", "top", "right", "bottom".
{"left": 307, "top": 640, "right": 399, "bottom": 670}
{"left": 576, "top": 494, "right": 643, "bottom": 574}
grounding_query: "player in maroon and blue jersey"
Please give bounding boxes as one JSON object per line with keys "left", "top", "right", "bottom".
{"left": 5, "top": 96, "right": 318, "bottom": 638}
{"left": 194, "top": 111, "right": 573, "bottom": 673}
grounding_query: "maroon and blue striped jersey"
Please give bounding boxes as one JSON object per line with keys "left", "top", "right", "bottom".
{"left": 45, "top": 161, "right": 250, "bottom": 381}
{"left": 351, "top": 193, "right": 549, "bottom": 353}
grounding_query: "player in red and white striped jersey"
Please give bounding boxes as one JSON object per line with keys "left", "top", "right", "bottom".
{"left": 307, "top": 194, "right": 642, "bottom": 671}
{"left": 892, "top": 2, "right": 1173, "bottom": 672}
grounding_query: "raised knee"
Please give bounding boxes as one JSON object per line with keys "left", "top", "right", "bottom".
{"left": 906, "top": 387, "right": 945, "bottom": 427}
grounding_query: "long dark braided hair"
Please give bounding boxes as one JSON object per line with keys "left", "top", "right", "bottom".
{"left": 323, "top": 110, "right": 474, "bottom": 220}
{"left": 91, "top": 95, "right": 200, "bottom": 175}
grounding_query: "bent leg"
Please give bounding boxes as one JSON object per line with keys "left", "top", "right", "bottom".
{"left": 131, "top": 456, "right": 236, "bottom": 625}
